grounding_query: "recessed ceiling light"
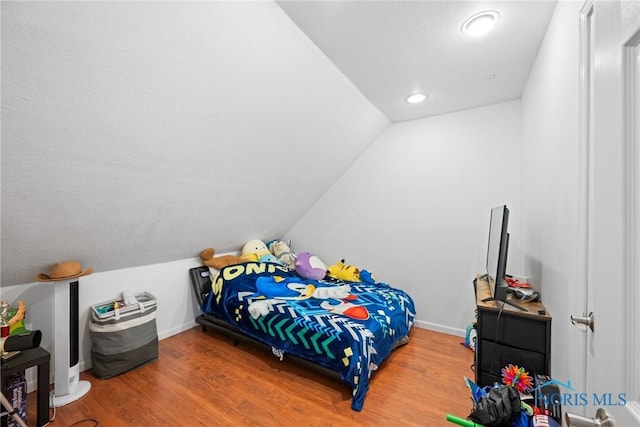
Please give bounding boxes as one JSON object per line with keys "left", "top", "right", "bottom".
{"left": 406, "top": 93, "right": 427, "bottom": 104}
{"left": 461, "top": 10, "right": 500, "bottom": 37}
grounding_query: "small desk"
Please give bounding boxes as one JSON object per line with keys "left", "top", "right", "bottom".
{"left": 1, "top": 347, "right": 50, "bottom": 427}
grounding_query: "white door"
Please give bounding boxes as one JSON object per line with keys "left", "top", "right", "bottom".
{"left": 577, "top": 0, "right": 640, "bottom": 425}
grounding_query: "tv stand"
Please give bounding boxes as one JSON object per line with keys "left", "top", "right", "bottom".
{"left": 481, "top": 296, "right": 527, "bottom": 312}
{"left": 474, "top": 275, "right": 552, "bottom": 387}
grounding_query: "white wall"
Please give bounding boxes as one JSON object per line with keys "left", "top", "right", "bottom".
{"left": 286, "top": 100, "right": 522, "bottom": 335}
{"left": 520, "top": 0, "right": 583, "bottom": 387}
{"left": 1, "top": 1, "right": 388, "bottom": 286}
{"left": 0, "top": 257, "right": 204, "bottom": 391}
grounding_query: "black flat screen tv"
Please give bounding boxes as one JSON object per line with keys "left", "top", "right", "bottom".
{"left": 483, "top": 205, "right": 525, "bottom": 311}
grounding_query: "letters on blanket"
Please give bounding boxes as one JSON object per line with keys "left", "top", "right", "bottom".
{"left": 203, "top": 262, "right": 416, "bottom": 411}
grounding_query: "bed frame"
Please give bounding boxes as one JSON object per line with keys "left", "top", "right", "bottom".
{"left": 189, "top": 266, "right": 341, "bottom": 380}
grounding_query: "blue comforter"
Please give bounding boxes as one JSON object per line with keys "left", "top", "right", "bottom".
{"left": 201, "top": 262, "right": 416, "bottom": 411}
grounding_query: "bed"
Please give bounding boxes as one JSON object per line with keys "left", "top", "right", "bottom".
{"left": 190, "top": 261, "right": 416, "bottom": 411}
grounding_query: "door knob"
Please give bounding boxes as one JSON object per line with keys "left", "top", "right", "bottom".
{"left": 565, "top": 408, "right": 614, "bottom": 427}
{"left": 571, "top": 312, "right": 594, "bottom": 332}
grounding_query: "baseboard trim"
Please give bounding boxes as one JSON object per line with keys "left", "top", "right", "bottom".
{"left": 158, "top": 320, "right": 198, "bottom": 340}
{"left": 414, "top": 320, "right": 465, "bottom": 337}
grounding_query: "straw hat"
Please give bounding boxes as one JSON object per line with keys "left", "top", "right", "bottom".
{"left": 36, "top": 260, "right": 93, "bottom": 282}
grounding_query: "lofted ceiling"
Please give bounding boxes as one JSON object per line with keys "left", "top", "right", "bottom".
{"left": 277, "top": 0, "right": 558, "bottom": 122}
{"left": 1, "top": 1, "right": 558, "bottom": 287}
{"left": 0, "top": 1, "right": 389, "bottom": 286}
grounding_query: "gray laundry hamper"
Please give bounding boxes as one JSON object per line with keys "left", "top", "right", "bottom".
{"left": 89, "top": 292, "right": 158, "bottom": 379}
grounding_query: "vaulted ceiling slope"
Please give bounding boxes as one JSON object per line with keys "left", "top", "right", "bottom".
{"left": 0, "top": 1, "right": 389, "bottom": 286}
{"left": 277, "top": 0, "right": 557, "bottom": 122}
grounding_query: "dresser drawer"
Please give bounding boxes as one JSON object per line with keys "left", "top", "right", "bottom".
{"left": 478, "top": 340, "right": 547, "bottom": 377}
{"left": 478, "top": 310, "right": 549, "bottom": 352}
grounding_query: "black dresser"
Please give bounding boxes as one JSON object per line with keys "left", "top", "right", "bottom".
{"left": 474, "top": 276, "right": 552, "bottom": 387}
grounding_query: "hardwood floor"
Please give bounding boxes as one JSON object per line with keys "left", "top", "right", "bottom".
{"left": 25, "top": 326, "right": 475, "bottom": 426}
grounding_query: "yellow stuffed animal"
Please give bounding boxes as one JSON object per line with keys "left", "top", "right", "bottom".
{"left": 327, "top": 260, "right": 376, "bottom": 283}
{"left": 241, "top": 240, "right": 271, "bottom": 262}
{"left": 327, "top": 260, "right": 361, "bottom": 282}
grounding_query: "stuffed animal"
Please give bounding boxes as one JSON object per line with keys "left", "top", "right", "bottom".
{"left": 241, "top": 240, "right": 269, "bottom": 261}
{"left": 260, "top": 253, "right": 282, "bottom": 264}
{"left": 295, "top": 252, "right": 327, "bottom": 280}
{"left": 267, "top": 239, "right": 296, "bottom": 271}
{"left": 327, "top": 259, "right": 360, "bottom": 281}
{"left": 199, "top": 248, "right": 248, "bottom": 270}
{"left": 200, "top": 240, "right": 284, "bottom": 270}
{"left": 327, "top": 260, "right": 376, "bottom": 284}
{"left": 241, "top": 240, "right": 282, "bottom": 264}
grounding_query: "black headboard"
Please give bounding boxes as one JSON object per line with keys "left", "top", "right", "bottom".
{"left": 189, "top": 266, "right": 213, "bottom": 308}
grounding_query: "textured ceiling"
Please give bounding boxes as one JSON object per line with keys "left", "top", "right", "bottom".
{"left": 277, "top": 0, "right": 557, "bottom": 122}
